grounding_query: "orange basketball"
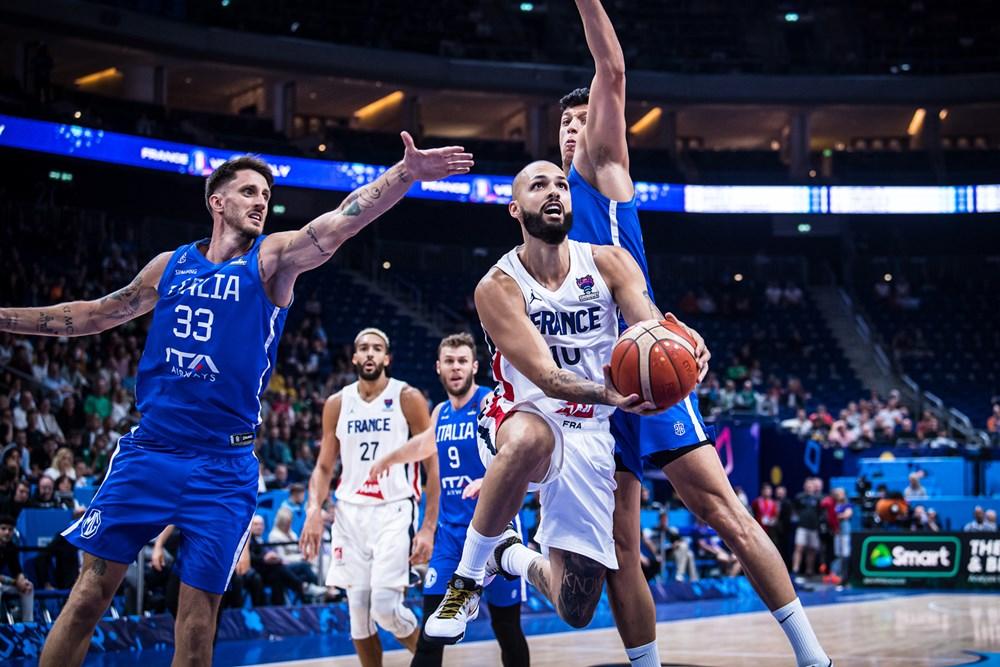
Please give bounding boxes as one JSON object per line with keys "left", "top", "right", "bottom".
{"left": 610, "top": 319, "right": 700, "bottom": 410}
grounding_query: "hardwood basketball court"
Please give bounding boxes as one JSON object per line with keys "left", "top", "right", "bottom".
{"left": 251, "top": 594, "right": 999, "bottom": 667}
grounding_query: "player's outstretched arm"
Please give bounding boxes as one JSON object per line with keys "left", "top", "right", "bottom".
{"left": 401, "top": 386, "right": 438, "bottom": 563}
{"left": 594, "top": 245, "right": 711, "bottom": 380}
{"left": 300, "top": 392, "right": 343, "bottom": 561}
{"left": 261, "top": 132, "right": 473, "bottom": 304}
{"left": 412, "top": 449, "right": 440, "bottom": 564}
{"left": 573, "top": 0, "right": 630, "bottom": 187}
{"left": 476, "top": 268, "right": 655, "bottom": 414}
{"left": 0, "top": 252, "right": 170, "bottom": 337}
{"left": 368, "top": 403, "right": 441, "bottom": 480}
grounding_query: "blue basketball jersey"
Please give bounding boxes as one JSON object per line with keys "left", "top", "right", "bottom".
{"left": 435, "top": 385, "right": 492, "bottom": 528}
{"left": 567, "top": 164, "right": 654, "bottom": 315}
{"left": 567, "top": 164, "right": 713, "bottom": 478}
{"left": 133, "top": 236, "right": 289, "bottom": 455}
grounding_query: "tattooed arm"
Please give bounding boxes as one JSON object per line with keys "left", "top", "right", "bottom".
{"left": 0, "top": 252, "right": 169, "bottom": 337}
{"left": 593, "top": 244, "right": 711, "bottom": 380}
{"left": 260, "top": 131, "right": 473, "bottom": 306}
{"left": 592, "top": 245, "right": 663, "bottom": 326}
{"left": 475, "top": 268, "right": 656, "bottom": 414}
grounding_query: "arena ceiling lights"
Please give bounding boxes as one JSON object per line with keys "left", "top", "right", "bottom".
{"left": 0, "top": 112, "right": 995, "bottom": 216}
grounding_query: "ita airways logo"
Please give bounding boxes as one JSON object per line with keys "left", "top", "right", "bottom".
{"left": 870, "top": 543, "right": 893, "bottom": 568}
{"left": 166, "top": 347, "right": 220, "bottom": 381}
{"left": 80, "top": 509, "right": 102, "bottom": 539}
{"left": 576, "top": 274, "right": 599, "bottom": 301}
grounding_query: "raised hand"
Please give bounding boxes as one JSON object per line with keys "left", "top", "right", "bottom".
{"left": 400, "top": 131, "right": 474, "bottom": 182}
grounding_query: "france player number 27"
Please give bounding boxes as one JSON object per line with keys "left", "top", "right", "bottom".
{"left": 173, "top": 305, "right": 214, "bottom": 341}
{"left": 360, "top": 441, "right": 379, "bottom": 461}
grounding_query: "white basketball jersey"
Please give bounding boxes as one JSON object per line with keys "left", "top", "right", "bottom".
{"left": 335, "top": 378, "right": 419, "bottom": 505}
{"left": 486, "top": 240, "right": 618, "bottom": 429}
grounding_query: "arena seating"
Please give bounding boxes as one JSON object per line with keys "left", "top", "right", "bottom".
{"left": 852, "top": 257, "right": 999, "bottom": 426}
{"left": 86, "top": 0, "right": 1000, "bottom": 75}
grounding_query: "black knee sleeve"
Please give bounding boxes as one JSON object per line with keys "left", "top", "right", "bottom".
{"left": 411, "top": 594, "right": 445, "bottom": 667}
{"left": 489, "top": 602, "right": 530, "bottom": 667}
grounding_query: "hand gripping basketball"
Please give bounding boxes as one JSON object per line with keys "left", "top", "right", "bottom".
{"left": 609, "top": 319, "right": 701, "bottom": 411}
{"left": 662, "top": 312, "right": 711, "bottom": 382}
{"left": 603, "top": 364, "right": 664, "bottom": 416}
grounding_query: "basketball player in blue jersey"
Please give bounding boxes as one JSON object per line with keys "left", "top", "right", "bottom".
{"left": 560, "top": 3, "right": 830, "bottom": 666}
{"left": 0, "top": 132, "right": 472, "bottom": 667}
{"left": 369, "top": 332, "right": 530, "bottom": 666}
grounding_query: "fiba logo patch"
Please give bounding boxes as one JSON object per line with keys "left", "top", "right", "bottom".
{"left": 81, "top": 509, "right": 102, "bottom": 539}
{"left": 425, "top": 567, "right": 437, "bottom": 588}
{"left": 673, "top": 421, "right": 687, "bottom": 436}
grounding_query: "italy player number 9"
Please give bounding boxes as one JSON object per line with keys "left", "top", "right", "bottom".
{"left": 447, "top": 445, "right": 461, "bottom": 468}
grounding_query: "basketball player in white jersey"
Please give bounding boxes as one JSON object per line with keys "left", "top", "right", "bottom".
{"left": 300, "top": 328, "right": 437, "bottom": 667}
{"left": 424, "top": 160, "right": 705, "bottom": 643}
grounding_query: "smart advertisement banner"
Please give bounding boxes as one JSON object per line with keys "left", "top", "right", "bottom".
{"left": 1, "top": 112, "right": 997, "bottom": 214}
{"left": 851, "top": 532, "right": 1000, "bottom": 588}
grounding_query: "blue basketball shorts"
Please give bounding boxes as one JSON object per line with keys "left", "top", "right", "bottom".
{"left": 62, "top": 432, "right": 259, "bottom": 594}
{"left": 613, "top": 391, "right": 715, "bottom": 481}
{"left": 424, "top": 520, "right": 525, "bottom": 607}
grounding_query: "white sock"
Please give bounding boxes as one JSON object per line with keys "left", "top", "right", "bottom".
{"left": 454, "top": 525, "right": 503, "bottom": 584}
{"left": 772, "top": 598, "right": 830, "bottom": 667}
{"left": 625, "top": 639, "right": 661, "bottom": 667}
{"left": 500, "top": 542, "right": 542, "bottom": 579}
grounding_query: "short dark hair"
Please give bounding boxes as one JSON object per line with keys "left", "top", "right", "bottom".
{"left": 204, "top": 155, "right": 274, "bottom": 212}
{"left": 559, "top": 87, "right": 590, "bottom": 112}
{"left": 0, "top": 514, "right": 14, "bottom": 528}
{"left": 438, "top": 332, "right": 477, "bottom": 358}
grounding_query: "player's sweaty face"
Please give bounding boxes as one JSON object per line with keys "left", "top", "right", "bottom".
{"left": 559, "top": 105, "right": 587, "bottom": 167}
{"left": 353, "top": 335, "right": 390, "bottom": 381}
{"left": 221, "top": 170, "right": 270, "bottom": 237}
{"left": 437, "top": 346, "right": 476, "bottom": 397}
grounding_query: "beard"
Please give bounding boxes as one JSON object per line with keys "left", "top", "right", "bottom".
{"left": 523, "top": 208, "right": 573, "bottom": 245}
{"left": 354, "top": 361, "right": 386, "bottom": 381}
{"left": 441, "top": 372, "right": 475, "bottom": 398}
{"left": 223, "top": 208, "right": 263, "bottom": 239}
